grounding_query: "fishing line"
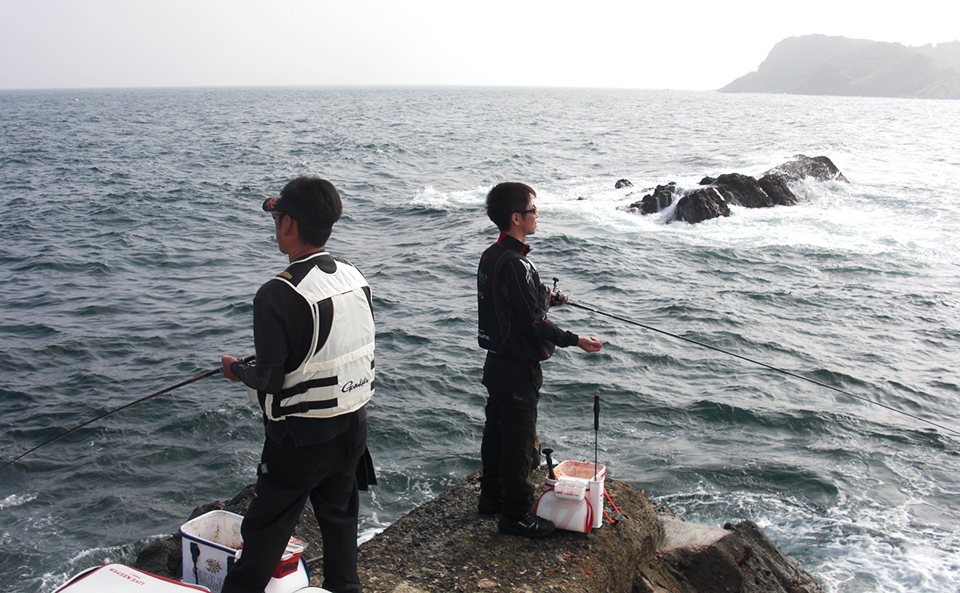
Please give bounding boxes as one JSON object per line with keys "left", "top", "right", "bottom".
{"left": 566, "top": 299, "right": 960, "bottom": 438}
{"left": 0, "top": 355, "right": 255, "bottom": 472}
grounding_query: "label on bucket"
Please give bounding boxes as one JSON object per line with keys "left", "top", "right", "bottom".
{"left": 554, "top": 478, "right": 587, "bottom": 500}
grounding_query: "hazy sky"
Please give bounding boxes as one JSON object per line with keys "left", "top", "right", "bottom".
{"left": 1, "top": 0, "right": 957, "bottom": 91}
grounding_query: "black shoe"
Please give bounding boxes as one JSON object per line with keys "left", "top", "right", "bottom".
{"left": 498, "top": 512, "right": 555, "bottom": 538}
{"left": 478, "top": 498, "right": 502, "bottom": 515}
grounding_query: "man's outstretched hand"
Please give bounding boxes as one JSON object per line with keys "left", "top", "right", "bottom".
{"left": 578, "top": 336, "right": 603, "bottom": 352}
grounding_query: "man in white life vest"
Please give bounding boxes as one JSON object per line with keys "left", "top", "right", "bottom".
{"left": 221, "top": 176, "right": 375, "bottom": 593}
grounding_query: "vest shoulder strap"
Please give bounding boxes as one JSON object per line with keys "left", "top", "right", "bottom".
{"left": 276, "top": 253, "right": 334, "bottom": 287}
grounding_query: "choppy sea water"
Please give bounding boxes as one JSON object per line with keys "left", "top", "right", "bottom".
{"left": 1, "top": 87, "right": 958, "bottom": 592}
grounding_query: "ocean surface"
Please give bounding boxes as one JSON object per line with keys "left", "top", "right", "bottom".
{"left": 0, "top": 86, "right": 958, "bottom": 592}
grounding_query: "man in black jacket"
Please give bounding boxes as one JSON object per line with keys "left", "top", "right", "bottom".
{"left": 476, "top": 182, "right": 602, "bottom": 538}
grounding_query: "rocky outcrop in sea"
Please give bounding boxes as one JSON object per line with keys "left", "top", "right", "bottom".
{"left": 136, "top": 470, "right": 825, "bottom": 593}
{"left": 623, "top": 155, "right": 847, "bottom": 224}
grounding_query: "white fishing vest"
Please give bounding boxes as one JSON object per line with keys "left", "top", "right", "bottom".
{"left": 249, "top": 252, "right": 375, "bottom": 420}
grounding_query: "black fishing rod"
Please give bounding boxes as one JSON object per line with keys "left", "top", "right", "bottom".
{"left": 558, "top": 286, "right": 959, "bottom": 438}
{"left": 0, "top": 355, "right": 255, "bottom": 473}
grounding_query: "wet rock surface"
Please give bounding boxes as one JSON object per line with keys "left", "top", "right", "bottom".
{"left": 356, "top": 471, "right": 824, "bottom": 593}
{"left": 644, "top": 518, "right": 825, "bottom": 593}
{"left": 764, "top": 155, "right": 848, "bottom": 184}
{"left": 629, "top": 183, "right": 677, "bottom": 214}
{"left": 357, "top": 470, "right": 662, "bottom": 593}
{"left": 673, "top": 188, "right": 731, "bottom": 223}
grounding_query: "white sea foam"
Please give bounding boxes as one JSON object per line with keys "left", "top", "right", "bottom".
{"left": 358, "top": 527, "right": 385, "bottom": 545}
{"left": 0, "top": 492, "right": 38, "bottom": 510}
{"left": 659, "top": 481, "right": 960, "bottom": 593}
{"left": 524, "top": 170, "right": 960, "bottom": 269}
{"left": 411, "top": 185, "right": 487, "bottom": 211}
{"left": 37, "top": 541, "right": 135, "bottom": 593}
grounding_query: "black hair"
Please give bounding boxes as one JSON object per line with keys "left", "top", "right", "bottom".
{"left": 280, "top": 176, "right": 342, "bottom": 247}
{"left": 297, "top": 222, "right": 333, "bottom": 248}
{"left": 485, "top": 182, "right": 535, "bottom": 232}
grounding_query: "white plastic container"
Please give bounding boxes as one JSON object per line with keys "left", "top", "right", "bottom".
{"left": 179, "top": 510, "right": 309, "bottom": 593}
{"left": 54, "top": 563, "right": 211, "bottom": 592}
{"left": 553, "top": 477, "right": 588, "bottom": 501}
{"left": 551, "top": 459, "right": 606, "bottom": 483}
{"left": 535, "top": 460, "right": 606, "bottom": 532}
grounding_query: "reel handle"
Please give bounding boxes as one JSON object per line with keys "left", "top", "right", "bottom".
{"left": 594, "top": 393, "right": 600, "bottom": 432}
{"left": 542, "top": 448, "right": 557, "bottom": 480}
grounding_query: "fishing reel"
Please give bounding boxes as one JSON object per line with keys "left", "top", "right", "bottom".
{"left": 550, "top": 277, "right": 570, "bottom": 306}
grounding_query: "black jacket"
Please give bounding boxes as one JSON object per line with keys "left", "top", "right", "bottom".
{"left": 477, "top": 234, "right": 578, "bottom": 361}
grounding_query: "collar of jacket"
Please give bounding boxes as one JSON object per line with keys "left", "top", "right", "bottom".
{"left": 496, "top": 232, "right": 531, "bottom": 256}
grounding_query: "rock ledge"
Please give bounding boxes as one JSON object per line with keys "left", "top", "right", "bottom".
{"left": 136, "top": 471, "right": 824, "bottom": 593}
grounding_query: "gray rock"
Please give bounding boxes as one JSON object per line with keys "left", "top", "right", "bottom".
{"left": 629, "top": 183, "right": 677, "bottom": 214}
{"left": 712, "top": 173, "right": 777, "bottom": 208}
{"left": 622, "top": 154, "right": 842, "bottom": 224}
{"left": 757, "top": 173, "right": 799, "bottom": 206}
{"left": 673, "top": 188, "right": 731, "bottom": 223}
{"left": 358, "top": 470, "right": 663, "bottom": 592}
{"left": 765, "top": 155, "right": 848, "bottom": 184}
{"left": 356, "top": 470, "right": 825, "bottom": 593}
{"left": 641, "top": 518, "right": 825, "bottom": 593}
{"left": 138, "top": 472, "right": 826, "bottom": 593}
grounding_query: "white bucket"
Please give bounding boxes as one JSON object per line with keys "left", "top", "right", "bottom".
{"left": 535, "top": 460, "right": 606, "bottom": 532}
{"left": 179, "top": 510, "right": 309, "bottom": 593}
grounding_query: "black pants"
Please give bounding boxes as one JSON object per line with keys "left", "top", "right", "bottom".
{"left": 221, "top": 421, "right": 367, "bottom": 593}
{"left": 480, "top": 353, "right": 542, "bottom": 520}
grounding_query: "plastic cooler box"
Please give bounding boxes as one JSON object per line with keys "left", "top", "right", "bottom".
{"left": 535, "top": 460, "right": 606, "bottom": 533}
{"left": 54, "top": 563, "right": 211, "bottom": 592}
{"left": 179, "top": 510, "right": 308, "bottom": 593}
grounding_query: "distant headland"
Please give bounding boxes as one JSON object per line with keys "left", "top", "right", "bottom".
{"left": 720, "top": 34, "right": 960, "bottom": 99}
